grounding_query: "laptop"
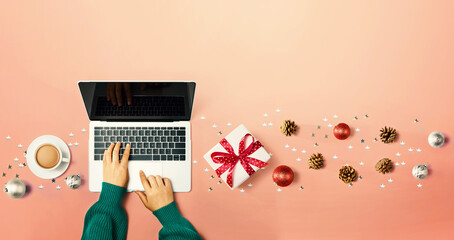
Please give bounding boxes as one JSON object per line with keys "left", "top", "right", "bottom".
{"left": 78, "top": 81, "right": 196, "bottom": 192}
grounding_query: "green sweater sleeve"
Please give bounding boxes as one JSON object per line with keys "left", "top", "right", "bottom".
{"left": 153, "top": 201, "right": 202, "bottom": 240}
{"left": 81, "top": 182, "right": 128, "bottom": 240}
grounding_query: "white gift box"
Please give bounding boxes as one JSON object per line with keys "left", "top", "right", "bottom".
{"left": 203, "top": 124, "right": 271, "bottom": 190}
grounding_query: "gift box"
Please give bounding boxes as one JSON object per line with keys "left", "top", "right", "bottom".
{"left": 204, "top": 124, "right": 271, "bottom": 189}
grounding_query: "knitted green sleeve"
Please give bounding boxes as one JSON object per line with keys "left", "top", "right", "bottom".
{"left": 81, "top": 182, "right": 128, "bottom": 240}
{"left": 153, "top": 201, "right": 202, "bottom": 240}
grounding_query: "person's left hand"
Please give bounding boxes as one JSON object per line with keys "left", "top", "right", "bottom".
{"left": 103, "top": 142, "right": 131, "bottom": 187}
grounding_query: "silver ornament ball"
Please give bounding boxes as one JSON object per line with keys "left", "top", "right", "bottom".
{"left": 65, "top": 174, "right": 81, "bottom": 189}
{"left": 4, "top": 178, "right": 27, "bottom": 199}
{"left": 428, "top": 131, "right": 445, "bottom": 148}
{"left": 412, "top": 164, "right": 429, "bottom": 180}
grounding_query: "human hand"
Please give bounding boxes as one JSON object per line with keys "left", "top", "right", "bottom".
{"left": 106, "top": 83, "right": 132, "bottom": 106}
{"left": 135, "top": 171, "right": 174, "bottom": 212}
{"left": 103, "top": 142, "right": 131, "bottom": 188}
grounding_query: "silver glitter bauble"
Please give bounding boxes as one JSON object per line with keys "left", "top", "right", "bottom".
{"left": 65, "top": 174, "right": 81, "bottom": 189}
{"left": 428, "top": 131, "right": 445, "bottom": 148}
{"left": 4, "top": 178, "right": 26, "bottom": 199}
{"left": 412, "top": 164, "right": 429, "bottom": 180}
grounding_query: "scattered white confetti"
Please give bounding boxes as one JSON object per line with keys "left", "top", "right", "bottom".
{"left": 296, "top": 158, "right": 301, "bottom": 162}
{"left": 327, "top": 124, "right": 333, "bottom": 128}
{"left": 208, "top": 187, "right": 213, "bottom": 192}
{"left": 401, "top": 161, "right": 406, "bottom": 166}
{"left": 388, "top": 178, "right": 393, "bottom": 183}
{"left": 39, "top": 185, "right": 44, "bottom": 189}
{"left": 417, "top": 183, "right": 422, "bottom": 188}
{"left": 299, "top": 186, "right": 304, "bottom": 190}
{"left": 333, "top": 155, "right": 338, "bottom": 160}
{"left": 277, "top": 188, "right": 282, "bottom": 192}
{"left": 323, "top": 118, "right": 328, "bottom": 122}
{"left": 248, "top": 183, "right": 253, "bottom": 188}
{"left": 400, "top": 141, "right": 405, "bottom": 146}
{"left": 291, "top": 148, "right": 296, "bottom": 152}
{"left": 301, "top": 150, "right": 306, "bottom": 154}
{"left": 345, "top": 164, "right": 349, "bottom": 166}
{"left": 217, "top": 131, "right": 222, "bottom": 135}
{"left": 217, "top": 180, "right": 222, "bottom": 184}
{"left": 408, "top": 148, "right": 413, "bottom": 152}
{"left": 269, "top": 152, "right": 273, "bottom": 157}
{"left": 364, "top": 114, "right": 369, "bottom": 119}
{"left": 359, "top": 162, "right": 364, "bottom": 166}
{"left": 359, "top": 176, "right": 363, "bottom": 180}
{"left": 68, "top": 143, "right": 73, "bottom": 147}
{"left": 361, "top": 139, "right": 365, "bottom": 143}
{"left": 380, "top": 184, "right": 385, "bottom": 189}
{"left": 285, "top": 144, "right": 289, "bottom": 149}
{"left": 311, "top": 133, "right": 315, "bottom": 137}
{"left": 18, "top": 144, "right": 22, "bottom": 148}
{"left": 261, "top": 167, "right": 266, "bottom": 170}
{"left": 314, "top": 143, "right": 319, "bottom": 147}
{"left": 317, "top": 125, "right": 321, "bottom": 129}
{"left": 356, "top": 128, "right": 360, "bottom": 132}
{"left": 396, "top": 152, "right": 401, "bottom": 157}
{"left": 74, "top": 142, "right": 79, "bottom": 147}
{"left": 333, "top": 114, "right": 338, "bottom": 119}
{"left": 56, "top": 185, "right": 61, "bottom": 190}
{"left": 348, "top": 183, "right": 353, "bottom": 187}
{"left": 414, "top": 119, "right": 419, "bottom": 123}
{"left": 193, "top": 160, "right": 197, "bottom": 164}
{"left": 14, "top": 157, "right": 18, "bottom": 162}
{"left": 417, "top": 148, "right": 422, "bottom": 153}
{"left": 227, "top": 123, "right": 232, "bottom": 127}
{"left": 82, "top": 128, "right": 86, "bottom": 133}
{"left": 18, "top": 163, "right": 25, "bottom": 168}
{"left": 264, "top": 113, "right": 268, "bottom": 118}
{"left": 348, "top": 145, "right": 353, "bottom": 150}
{"left": 209, "top": 175, "right": 214, "bottom": 179}
{"left": 268, "top": 122, "right": 273, "bottom": 127}
{"left": 365, "top": 146, "right": 370, "bottom": 150}
{"left": 69, "top": 133, "right": 74, "bottom": 138}
{"left": 324, "top": 134, "right": 328, "bottom": 139}
{"left": 212, "top": 124, "right": 217, "bottom": 129}
{"left": 354, "top": 116, "right": 358, "bottom": 120}
{"left": 262, "top": 123, "right": 267, "bottom": 127}
{"left": 204, "top": 168, "right": 209, "bottom": 173}
{"left": 200, "top": 116, "right": 205, "bottom": 120}
{"left": 373, "top": 138, "right": 378, "bottom": 142}
{"left": 276, "top": 109, "right": 280, "bottom": 113}
{"left": 6, "top": 136, "right": 11, "bottom": 140}
{"left": 395, "top": 162, "right": 400, "bottom": 166}
{"left": 240, "top": 188, "right": 245, "bottom": 193}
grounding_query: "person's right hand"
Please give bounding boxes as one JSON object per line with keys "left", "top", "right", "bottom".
{"left": 135, "top": 171, "right": 174, "bottom": 212}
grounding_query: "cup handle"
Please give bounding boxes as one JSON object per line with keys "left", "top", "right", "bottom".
{"left": 61, "top": 157, "right": 70, "bottom": 163}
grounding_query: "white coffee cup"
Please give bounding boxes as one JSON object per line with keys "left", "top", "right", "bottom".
{"left": 34, "top": 143, "right": 69, "bottom": 171}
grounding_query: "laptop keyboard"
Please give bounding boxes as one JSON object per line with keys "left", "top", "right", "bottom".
{"left": 95, "top": 96, "right": 185, "bottom": 117}
{"left": 93, "top": 126, "right": 186, "bottom": 161}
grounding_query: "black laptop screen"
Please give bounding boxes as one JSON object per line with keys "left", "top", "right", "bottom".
{"left": 79, "top": 82, "right": 196, "bottom": 121}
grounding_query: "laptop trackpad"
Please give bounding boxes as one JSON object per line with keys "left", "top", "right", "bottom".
{"left": 127, "top": 162, "right": 163, "bottom": 191}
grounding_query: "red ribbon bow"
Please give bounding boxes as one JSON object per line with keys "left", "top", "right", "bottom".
{"left": 210, "top": 133, "right": 268, "bottom": 188}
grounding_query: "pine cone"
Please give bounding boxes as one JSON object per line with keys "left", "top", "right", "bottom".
{"left": 280, "top": 120, "right": 297, "bottom": 136}
{"left": 380, "top": 126, "right": 397, "bottom": 143}
{"left": 375, "top": 158, "right": 393, "bottom": 174}
{"left": 308, "top": 153, "right": 324, "bottom": 169}
{"left": 339, "top": 166, "right": 357, "bottom": 183}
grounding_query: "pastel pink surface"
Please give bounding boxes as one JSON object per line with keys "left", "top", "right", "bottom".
{"left": 1, "top": 1, "right": 454, "bottom": 240}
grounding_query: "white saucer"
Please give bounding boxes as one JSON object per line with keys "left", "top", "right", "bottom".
{"left": 26, "top": 135, "right": 71, "bottom": 179}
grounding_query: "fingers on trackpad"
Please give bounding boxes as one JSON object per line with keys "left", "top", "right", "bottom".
{"left": 128, "top": 163, "right": 163, "bottom": 190}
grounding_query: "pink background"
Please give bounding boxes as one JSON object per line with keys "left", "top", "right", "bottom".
{"left": 1, "top": 1, "right": 454, "bottom": 239}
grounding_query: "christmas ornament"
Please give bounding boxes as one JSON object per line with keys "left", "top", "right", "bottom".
{"left": 375, "top": 158, "right": 393, "bottom": 174}
{"left": 4, "top": 178, "right": 26, "bottom": 199}
{"left": 428, "top": 131, "right": 445, "bottom": 148}
{"left": 380, "top": 126, "right": 397, "bottom": 143}
{"left": 272, "top": 165, "right": 294, "bottom": 187}
{"left": 308, "top": 153, "right": 324, "bottom": 169}
{"left": 65, "top": 174, "right": 82, "bottom": 189}
{"left": 412, "top": 164, "right": 428, "bottom": 180}
{"left": 339, "top": 166, "right": 357, "bottom": 184}
{"left": 280, "top": 120, "right": 297, "bottom": 136}
{"left": 333, "top": 123, "right": 350, "bottom": 140}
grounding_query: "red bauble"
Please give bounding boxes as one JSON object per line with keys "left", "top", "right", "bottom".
{"left": 333, "top": 123, "right": 351, "bottom": 140}
{"left": 272, "top": 165, "right": 294, "bottom": 187}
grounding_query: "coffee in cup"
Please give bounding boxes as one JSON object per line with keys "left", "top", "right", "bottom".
{"left": 35, "top": 144, "right": 62, "bottom": 169}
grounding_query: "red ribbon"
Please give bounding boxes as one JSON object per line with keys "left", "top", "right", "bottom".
{"left": 210, "top": 133, "right": 268, "bottom": 188}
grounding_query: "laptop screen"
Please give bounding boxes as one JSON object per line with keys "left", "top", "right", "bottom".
{"left": 79, "top": 82, "right": 196, "bottom": 121}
